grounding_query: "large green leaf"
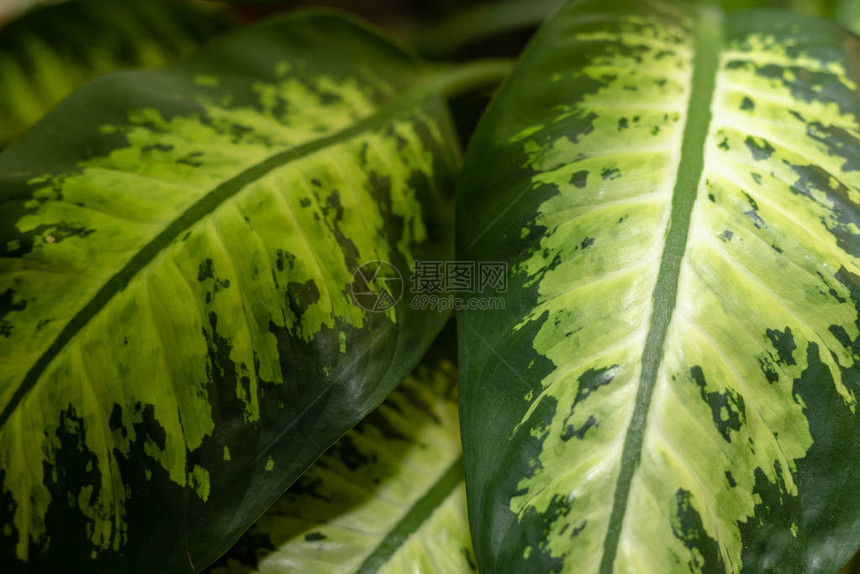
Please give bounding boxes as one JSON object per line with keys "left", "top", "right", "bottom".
{"left": 458, "top": 0, "right": 860, "bottom": 572}
{"left": 207, "top": 338, "right": 474, "bottom": 573}
{"left": 412, "top": 0, "right": 847, "bottom": 59}
{"left": 0, "top": 0, "right": 230, "bottom": 148}
{"left": 0, "top": 11, "right": 500, "bottom": 573}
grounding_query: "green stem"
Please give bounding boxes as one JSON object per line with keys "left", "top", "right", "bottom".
{"left": 414, "top": 0, "right": 564, "bottom": 57}
{"left": 426, "top": 59, "right": 515, "bottom": 100}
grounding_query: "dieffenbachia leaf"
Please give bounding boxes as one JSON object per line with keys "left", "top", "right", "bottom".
{"left": 207, "top": 346, "right": 474, "bottom": 574}
{"left": 412, "top": 0, "right": 846, "bottom": 60}
{"left": 0, "top": 0, "right": 230, "bottom": 148}
{"left": 458, "top": 0, "right": 860, "bottom": 572}
{"left": 0, "top": 11, "right": 502, "bottom": 573}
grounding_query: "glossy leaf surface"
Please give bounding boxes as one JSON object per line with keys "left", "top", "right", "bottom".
{"left": 458, "top": 0, "right": 860, "bottom": 572}
{"left": 208, "top": 348, "right": 474, "bottom": 574}
{"left": 0, "top": 12, "right": 460, "bottom": 573}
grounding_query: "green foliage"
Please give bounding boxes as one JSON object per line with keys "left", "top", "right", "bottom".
{"left": 458, "top": 0, "right": 860, "bottom": 571}
{"left": 0, "top": 0, "right": 858, "bottom": 572}
{"left": 207, "top": 343, "right": 474, "bottom": 573}
{"left": 0, "top": 0, "right": 230, "bottom": 148}
{"left": 0, "top": 10, "right": 465, "bottom": 572}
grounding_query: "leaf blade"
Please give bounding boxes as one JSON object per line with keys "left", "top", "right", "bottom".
{"left": 206, "top": 351, "right": 475, "bottom": 574}
{"left": 458, "top": 0, "right": 860, "bottom": 571}
{"left": 0, "top": 11, "right": 461, "bottom": 572}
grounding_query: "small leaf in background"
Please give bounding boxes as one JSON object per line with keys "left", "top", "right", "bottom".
{"left": 0, "top": 0, "right": 230, "bottom": 148}
{"left": 458, "top": 0, "right": 860, "bottom": 571}
{"left": 207, "top": 338, "right": 475, "bottom": 574}
{"left": 0, "top": 11, "right": 466, "bottom": 573}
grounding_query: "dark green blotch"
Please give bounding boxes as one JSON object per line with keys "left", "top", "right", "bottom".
{"left": 574, "top": 365, "right": 618, "bottom": 407}
{"left": 176, "top": 151, "right": 204, "bottom": 167}
{"left": 275, "top": 248, "right": 295, "bottom": 273}
{"left": 740, "top": 97, "right": 755, "bottom": 111}
{"left": 720, "top": 230, "right": 733, "bottom": 241}
{"left": 498, "top": 491, "right": 569, "bottom": 573}
{"left": 137, "top": 403, "right": 166, "bottom": 450}
{"left": 785, "top": 161, "right": 860, "bottom": 258}
{"left": 804, "top": 120, "right": 860, "bottom": 172}
{"left": 743, "top": 193, "right": 764, "bottom": 229}
{"left": 829, "top": 324, "right": 851, "bottom": 349}
{"left": 580, "top": 236, "right": 594, "bottom": 249}
{"left": 745, "top": 209, "right": 765, "bottom": 229}
{"left": 141, "top": 143, "right": 173, "bottom": 153}
{"left": 766, "top": 327, "right": 797, "bottom": 366}
{"left": 109, "top": 403, "right": 127, "bottom": 438}
{"left": 489, "top": 387, "right": 561, "bottom": 572}
{"left": 601, "top": 167, "right": 621, "bottom": 180}
{"left": 198, "top": 258, "right": 215, "bottom": 281}
{"left": 570, "top": 170, "right": 588, "bottom": 188}
{"left": 744, "top": 136, "right": 775, "bottom": 161}
{"left": 757, "top": 356, "right": 779, "bottom": 384}
{"left": 0, "top": 288, "right": 26, "bottom": 338}
{"left": 317, "top": 190, "right": 360, "bottom": 271}
{"left": 31, "top": 222, "right": 96, "bottom": 245}
{"left": 560, "top": 365, "right": 617, "bottom": 441}
{"left": 304, "top": 532, "right": 326, "bottom": 542}
{"left": 617, "top": 117, "right": 629, "bottom": 131}
{"left": 739, "top": 463, "right": 804, "bottom": 571}
{"left": 671, "top": 489, "right": 726, "bottom": 572}
{"left": 689, "top": 366, "right": 745, "bottom": 442}
{"left": 725, "top": 470, "right": 737, "bottom": 487}
{"left": 558, "top": 517, "right": 586, "bottom": 537}
{"left": 0, "top": 470, "right": 17, "bottom": 563}
{"left": 286, "top": 279, "right": 320, "bottom": 318}
{"left": 561, "top": 413, "right": 597, "bottom": 440}
{"left": 26, "top": 406, "right": 104, "bottom": 571}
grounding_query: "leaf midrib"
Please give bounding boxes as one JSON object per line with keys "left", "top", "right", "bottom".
{"left": 0, "top": 61, "right": 512, "bottom": 430}
{"left": 355, "top": 456, "right": 464, "bottom": 574}
{"left": 597, "top": 8, "right": 723, "bottom": 573}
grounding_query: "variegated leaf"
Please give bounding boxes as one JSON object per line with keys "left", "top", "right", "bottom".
{"left": 458, "top": 0, "right": 860, "bottom": 572}
{"left": 0, "top": 0, "right": 230, "bottom": 149}
{"left": 207, "top": 344, "right": 474, "bottom": 574}
{"left": 0, "top": 12, "right": 480, "bottom": 573}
